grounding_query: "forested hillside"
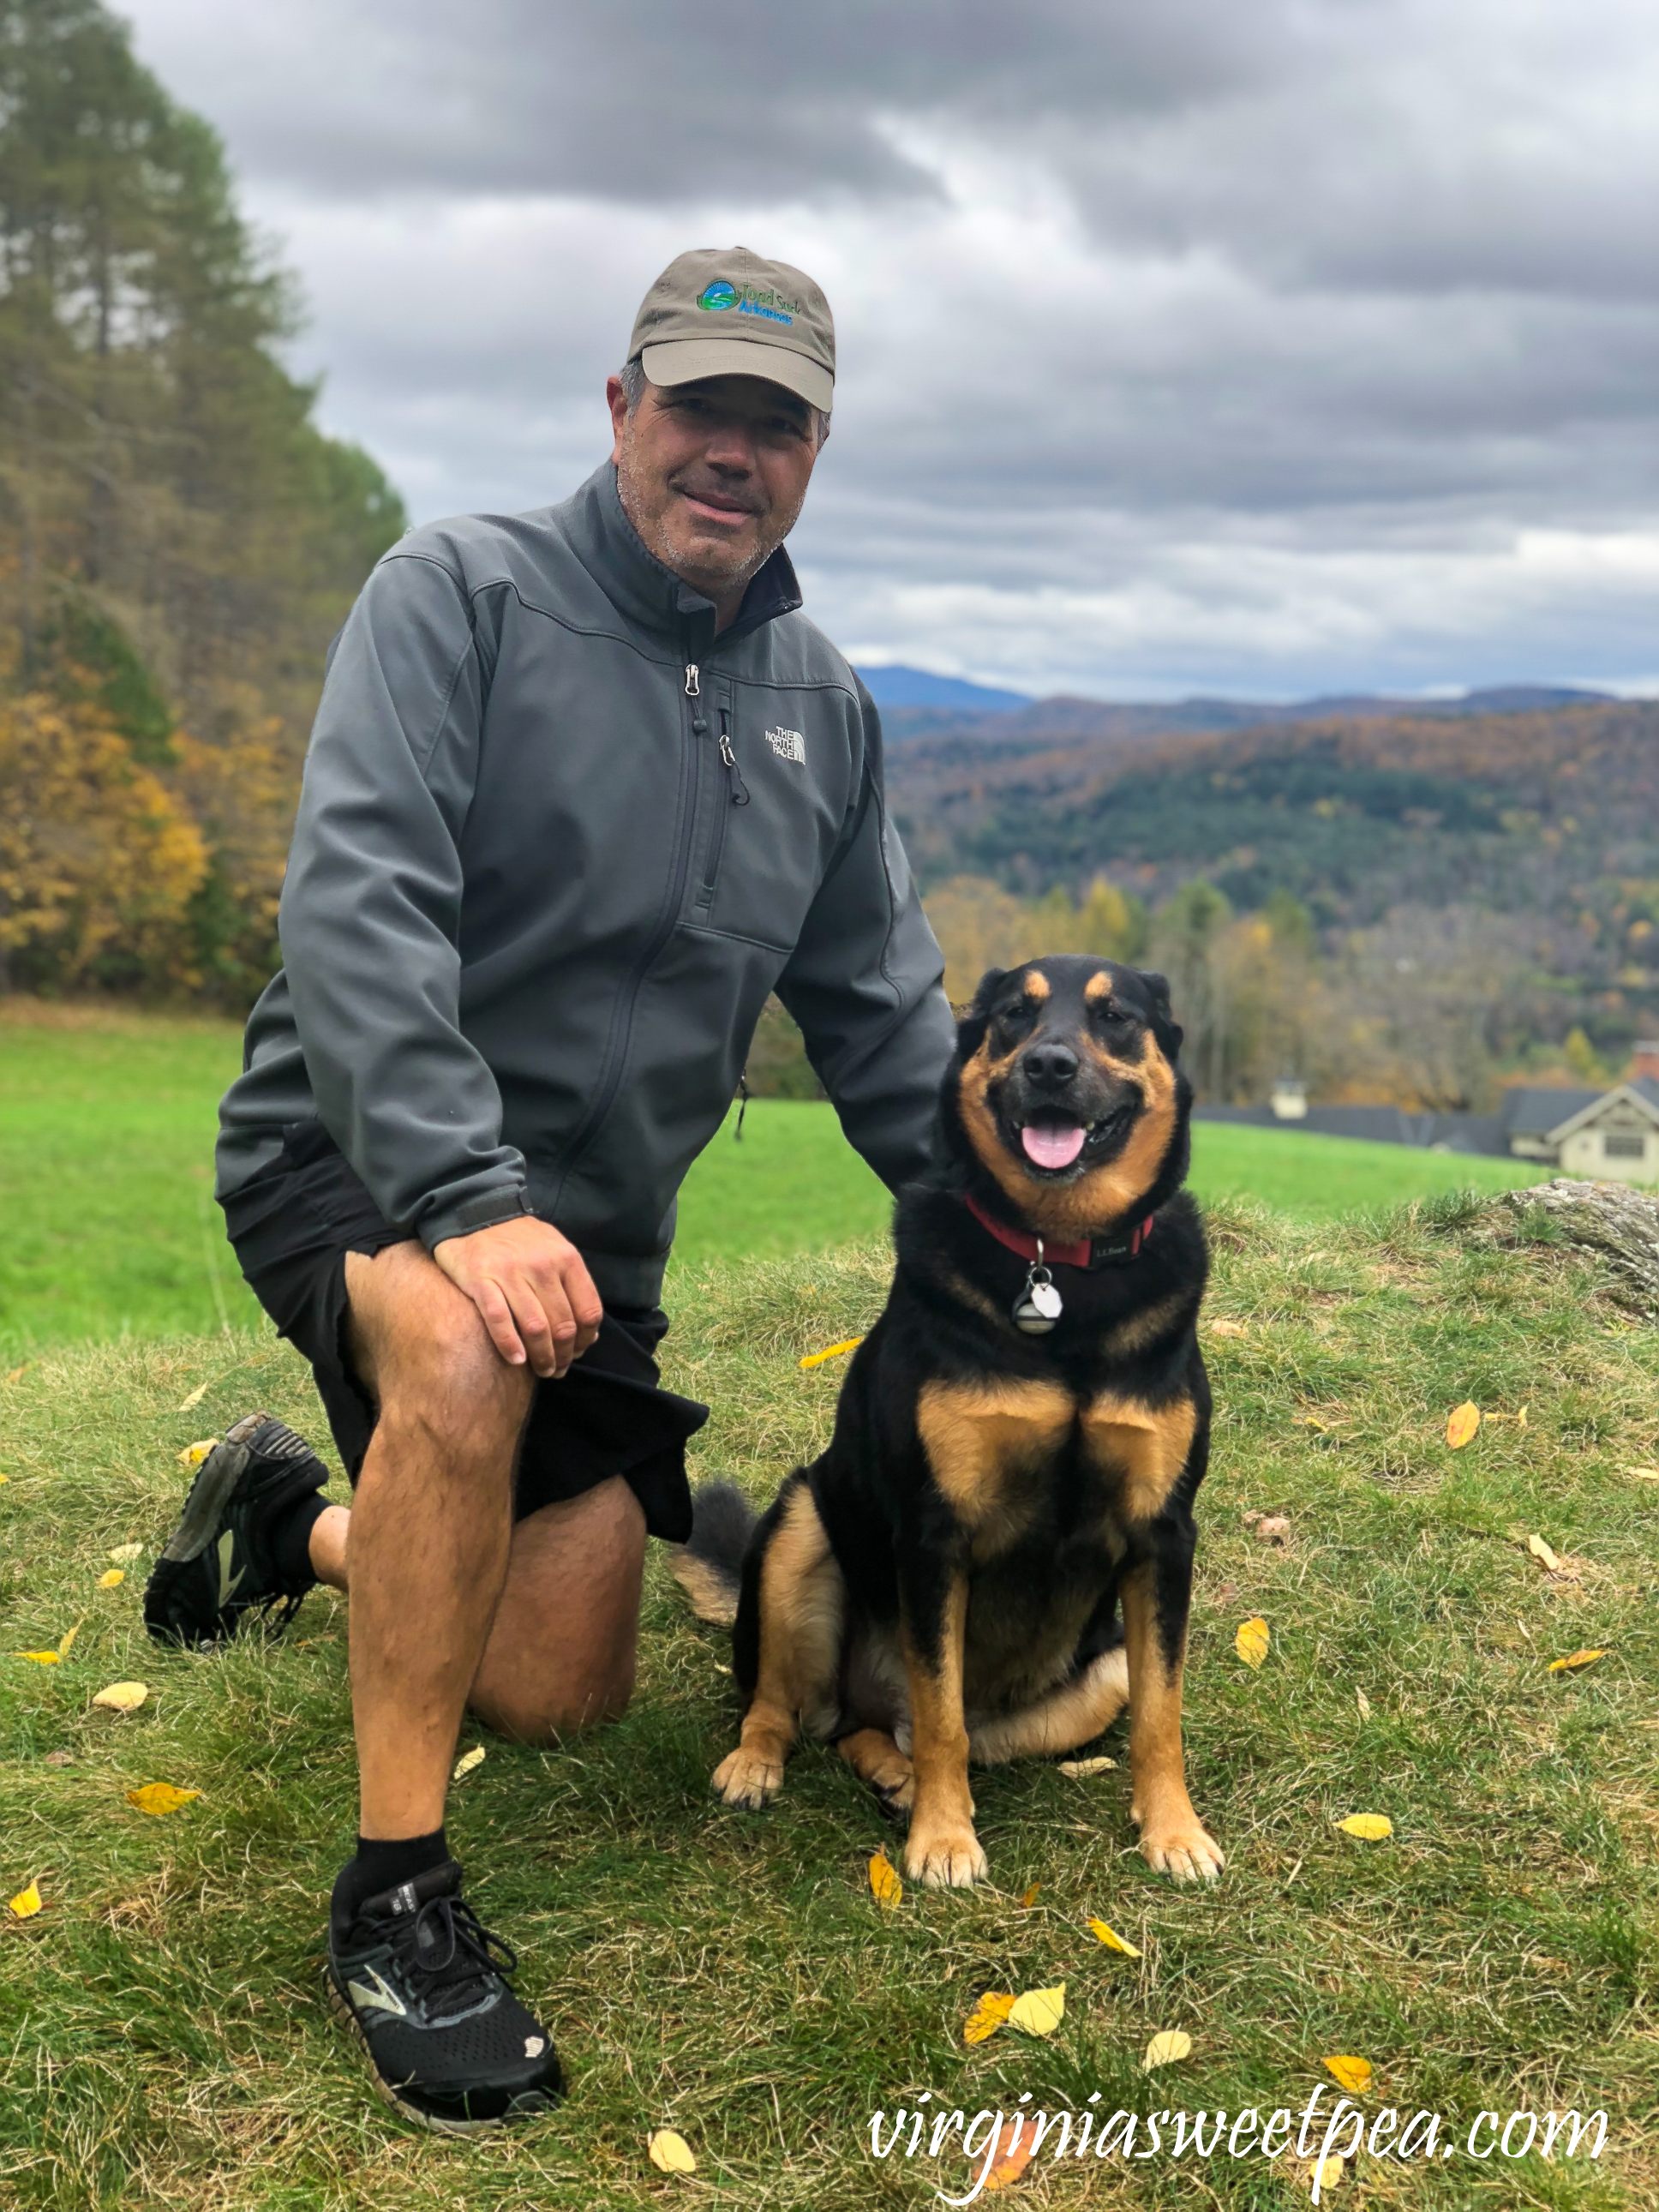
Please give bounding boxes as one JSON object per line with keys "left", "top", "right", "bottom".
{"left": 890, "top": 700, "right": 1659, "bottom": 1109}
{"left": 0, "top": 0, "right": 405, "bottom": 1000}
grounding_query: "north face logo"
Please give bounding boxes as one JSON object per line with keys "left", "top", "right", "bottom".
{"left": 765, "top": 727, "right": 806, "bottom": 763}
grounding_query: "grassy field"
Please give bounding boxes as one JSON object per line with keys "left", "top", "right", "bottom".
{"left": 3, "top": 1197, "right": 1656, "bottom": 2208}
{"left": 0, "top": 1005, "right": 1548, "bottom": 1356}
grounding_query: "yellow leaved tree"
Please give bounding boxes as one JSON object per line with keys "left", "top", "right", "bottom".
{"left": 0, "top": 689, "right": 207, "bottom": 992}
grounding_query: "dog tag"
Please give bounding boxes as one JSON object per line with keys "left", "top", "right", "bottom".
{"left": 1014, "top": 1262, "right": 1063, "bottom": 1334}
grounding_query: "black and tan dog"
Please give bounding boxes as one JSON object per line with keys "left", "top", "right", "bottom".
{"left": 672, "top": 955, "right": 1223, "bottom": 1887}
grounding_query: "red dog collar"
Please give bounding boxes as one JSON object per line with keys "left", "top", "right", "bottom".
{"left": 964, "top": 1190, "right": 1154, "bottom": 1269}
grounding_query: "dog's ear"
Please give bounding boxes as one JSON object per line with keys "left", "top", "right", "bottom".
{"left": 954, "top": 966, "right": 1009, "bottom": 1059}
{"left": 1137, "top": 968, "right": 1183, "bottom": 1056}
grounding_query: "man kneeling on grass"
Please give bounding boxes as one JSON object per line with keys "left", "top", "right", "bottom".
{"left": 141, "top": 248, "right": 952, "bottom": 2133}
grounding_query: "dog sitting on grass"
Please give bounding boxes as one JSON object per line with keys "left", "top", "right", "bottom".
{"left": 671, "top": 955, "right": 1224, "bottom": 1887}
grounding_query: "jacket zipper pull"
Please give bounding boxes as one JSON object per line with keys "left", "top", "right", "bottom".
{"left": 685, "top": 663, "right": 699, "bottom": 696}
{"left": 718, "top": 708, "right": 749, "bottom": 806}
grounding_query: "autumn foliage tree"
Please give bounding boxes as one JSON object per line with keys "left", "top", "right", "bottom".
{"left": 0, "top": 0, "right": 405, "bottom": 999}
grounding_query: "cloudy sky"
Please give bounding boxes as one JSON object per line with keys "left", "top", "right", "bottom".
{"left": 123, "top": 0, "right": 1659, "bottom": 700}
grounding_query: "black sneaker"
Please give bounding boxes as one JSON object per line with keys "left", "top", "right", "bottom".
{"left": 326, "top": 1861, "right": 565, "bottom": 2132}
{"left": 143, "top": 1412, "right": 326, "bottom": 1648}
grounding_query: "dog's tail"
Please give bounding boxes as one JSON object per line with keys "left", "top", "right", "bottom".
{"left": 668, "top": 1478, "right": 758, "bottom": 1628}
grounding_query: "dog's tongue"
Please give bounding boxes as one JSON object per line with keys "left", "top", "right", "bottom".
{"left": 1021, "top": 1118, "right": 1087, "bottom": 1170}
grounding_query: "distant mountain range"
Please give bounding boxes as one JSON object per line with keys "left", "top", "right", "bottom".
{"left": 885, "top": 692, "right": 1659, "bottom": 946}
{"left": 854, "top": 664, "right": 1033, "bottom": 714}
{"left": 865, "top": 679, "right": 1617, "bottom": 746}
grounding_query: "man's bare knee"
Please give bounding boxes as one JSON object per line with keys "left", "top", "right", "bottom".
{"left": 345, "top": 1244, "right": 532, "bottom": 1466}
{"left": 472, "top": 1656, "right": 636, "bottom": 1745}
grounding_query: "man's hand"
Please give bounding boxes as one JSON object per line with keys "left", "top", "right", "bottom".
{"left": 433, "top": 1216, "right": 603, "bottom": 1378}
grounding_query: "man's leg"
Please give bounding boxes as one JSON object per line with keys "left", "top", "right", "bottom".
{"left": 306, "top": 1473, "right": 646, "bottom": 1744}
{"left": 338, "top": 1239, "right": 533, "bottom": 1837}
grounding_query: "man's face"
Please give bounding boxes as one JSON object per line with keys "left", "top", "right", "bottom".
{"left": 608, "top": 371, "right": 823, "bottom": 615}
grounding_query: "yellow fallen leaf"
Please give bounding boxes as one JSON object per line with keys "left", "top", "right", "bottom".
{"left": 963, "top": 1990, "right": 1015, "bottom": 2044}
{"left": 1518, "top": 1404, "right": 1528, "bottom": 1428}
{"left": 1088, "top": 1917, "right": 1142, "bottom": 1958}
{"left": 1209, "top": 1318, "right": 1248, "bottom": 1338}
{"left": 868, "top": 1850, "right": 903, "bottom": 1911}
{"left": 1295, "top": 1415, "right": 1330, "bottom": 1432}
{"left": 1355, "top": 1688, "right": 1371, "bottom": 1719}
{"left": 979, "top": 2116, "right": 1037, "bottom": 2192}
{"left": 799, "top": 1337, "right": 863, "bottom": 1370}
{"left": 15, "top": 1651, "right": 59, "bottom": 1665}
{"left": 647, "top": 2128, "right": 697, "bottom": 2174}
{"left": 1018, "top": 1883, "right": 1039, "bottom": 1908}
{"left": 1445, "top": 1401, "right": 1481, "bottom": 1448}
{"left": 1235, "top": 1616, "right": 1271, "bottom": 1669}
{"left": 126, "top": 1783, "right": 200, "bottom": 1816}
{"left": 1057, "top": 1755, "right": 1116, "bottom": 1776}
{"left": 3, "top": 1364, "right": 31, "bottom": 1384}
{"left": 1143, "top": 2028, "right": 1192, "bottom": 2071}
{"left": 0, "top": 1472, "right": 8, "bottom": 1483}
{"left": 1625, "top": 1466, "right": 1659, "bottom": 1481}
{"left": 176, "top": 1382, "right": 210, "bottom": 1411}
{"left": 108, "top": 1543, "right": 141, "bottom": 1563}
{"left": 56, "top": 1622, "right": 80, "bottom": 1658}
{"left": 1007, "top": 1982, "right": 1065, "bottom": 2036}
{"left": 1337, "top": 1813, "right": 1392, "bottom": 1841}
{"left": 452, "top": 1744, "right": 486, "bottom": 1780}
{"left": 1311, "top": 2152, "right": 1346, "bottom": 2193}
{"left": 9, "top": 1879, "right": 42, "bottom": 1919}
{"left": 96, "top": 1569, "right": 124, "bottom": 1589}
{"left": 93, "top": 1681, "right": 149, "bottom": 1713}
{"left": 1525, "top": 1532, "right": 1560, "bottom": 1573}
{"left": 1323, "top": 2054, "right": 1373, "bottom": 2094}
{"left": 177, "top": 1439, "right": 219, "bottom": 1469}
{"left": 1548, "top": 1647, "right": 1608, "bottom": 1673}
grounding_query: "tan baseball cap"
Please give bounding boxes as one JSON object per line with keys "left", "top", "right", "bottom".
{"left": 627, "top": 246, "right": 835, "bottom": 415}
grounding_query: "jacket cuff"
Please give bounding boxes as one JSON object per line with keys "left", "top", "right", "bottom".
{"left": 418, "top": 1184, "right": 536, "bottom": 1253}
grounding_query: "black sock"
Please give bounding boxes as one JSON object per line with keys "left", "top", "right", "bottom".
{"left": 343, "top": 1828, "right": 450, "bottom": 1913}
{"left": 267, "top": 1489, "right": 329, "bottom": 1589}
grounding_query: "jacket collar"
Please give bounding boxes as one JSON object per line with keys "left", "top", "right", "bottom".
{"left": 562, "top": 461, "right": 803, "bottom": 655}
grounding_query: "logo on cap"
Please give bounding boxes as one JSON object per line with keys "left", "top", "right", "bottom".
{"left": 698, "top": 281, "right": 738, "bottom": 312}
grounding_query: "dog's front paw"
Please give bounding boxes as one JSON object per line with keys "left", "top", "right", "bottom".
{"left": 904, "top": 1821, "right": 988, "bottom": 1888}
{"left": 713, "top": 1746, "right": 783, "bottom": 1810}
{"left": 1135, "top": 1811, "right": 1225, "bottom": 1885}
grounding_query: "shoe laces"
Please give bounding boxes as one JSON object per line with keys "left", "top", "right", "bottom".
{"left": 387, "top": 1891, "right": 518, "bottom": 2018}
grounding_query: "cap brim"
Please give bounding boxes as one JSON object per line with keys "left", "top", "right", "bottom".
{"left": 640, "top": 339, "right": 832, "bottom": 414}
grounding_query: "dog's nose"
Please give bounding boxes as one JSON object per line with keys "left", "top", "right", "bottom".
{"left": 1022, "top": 1040, "right": 1079, "bottom": 1088}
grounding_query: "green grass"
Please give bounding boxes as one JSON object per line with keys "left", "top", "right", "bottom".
{"left": 1, "top": 1007, "right": 1549, "bottom": 1358}
{"left": 3, "top": 1201, "right": 1656, "bottom": 2207}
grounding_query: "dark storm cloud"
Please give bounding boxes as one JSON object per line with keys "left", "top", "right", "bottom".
{"left": 120, "top": 0, "right": 1659, "bottom": 695}
{"left": 136, "top": 0, "right": 1280, "bottom": 203}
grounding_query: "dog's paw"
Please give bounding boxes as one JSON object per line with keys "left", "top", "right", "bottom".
{"left": 904, "top": 1822, "right": 988, "bottom": 1888}
{"left": 1135, "top": 1815, "right": 1225, "bottom": 1885}
{"left": 713, "top": 1747, "right": 783, "bottom": 1810}
{"left": 874, "top": 1766, "right": 916, "bottom": 1819}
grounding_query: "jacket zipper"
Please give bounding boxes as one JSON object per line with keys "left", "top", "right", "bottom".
{"left": 698, "top": 695, "right": 748, "bottom": 908}
{"left": 548, "top": 659, "right": 709, "bottom": 1210}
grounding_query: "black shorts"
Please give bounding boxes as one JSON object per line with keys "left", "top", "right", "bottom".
{"left": 220, "top": 1127, "right": 705, "bottom": 1542}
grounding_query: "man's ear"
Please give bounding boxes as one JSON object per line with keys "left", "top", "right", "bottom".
{"left": 1137, "top": 968, "right": 1183, "bottom": 1057}
{"left": 955, "top": 966, "right": 1008, "bottom": 1058}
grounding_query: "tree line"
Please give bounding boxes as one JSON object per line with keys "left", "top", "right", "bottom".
{"left": 0, "top": 0, "right": 404, "bottom": 999}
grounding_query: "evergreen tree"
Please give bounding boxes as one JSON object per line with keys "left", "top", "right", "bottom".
{"left": 0, "top": 0, "right": 407, "bottom": 997}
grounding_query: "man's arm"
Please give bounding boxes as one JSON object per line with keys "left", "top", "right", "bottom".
{"left": 775, "top": 682, "right": 955, "bottom": 1190}
{"left": 279, "top": 552, "right": 599, "bottom": 1374}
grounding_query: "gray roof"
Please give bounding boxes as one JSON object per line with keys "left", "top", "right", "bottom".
{"left": 1191, "top": 1104, "right": 1511, "bottom": 1154}
{"left": 1197, "top": 1076, "right": 1659, "bottom": 1154}
{"left": 1500, "top": 1086, "right": 1602, "bottom": 1136}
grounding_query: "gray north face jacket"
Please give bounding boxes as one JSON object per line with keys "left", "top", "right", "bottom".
{"left": 217, "top": 460, "right": 955, "bottom": 1309}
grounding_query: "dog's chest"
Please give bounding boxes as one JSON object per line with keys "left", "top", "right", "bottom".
{"left": 917, "top": 1376, "right": 1195, "bottom": 1550}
